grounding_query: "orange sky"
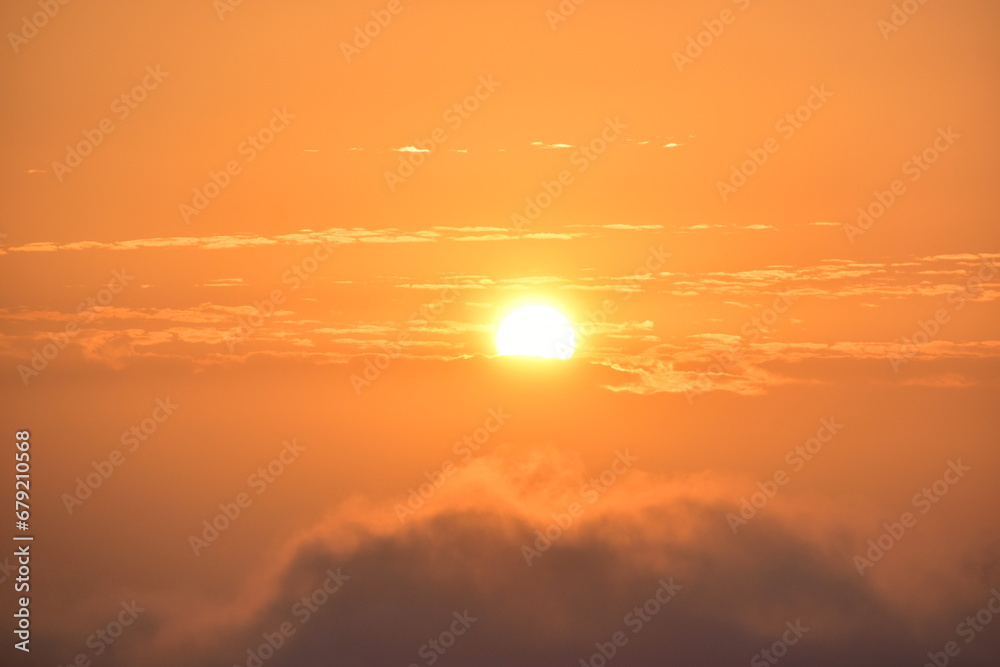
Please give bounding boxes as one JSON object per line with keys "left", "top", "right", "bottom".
{"left": 2, "top": 0, "right": 999, "bottom": 665}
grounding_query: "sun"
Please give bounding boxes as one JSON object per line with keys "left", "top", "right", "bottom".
{"left": 496, "top": 305, "right": 575, "bottom": 359}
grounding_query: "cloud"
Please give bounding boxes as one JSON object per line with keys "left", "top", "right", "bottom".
{"left": 566, "top": 223, "right": 664, "bottom": 231}
{"left": 3, "top": 226, "right": 590, "bottom": 255}
{"left": 674, "top": 224, "right": 777, "bottom": 234}
{"left": 530, "top": 141, "right": 575, "bottom": 149}
{"left": 3, "top": 255, "right": 997, "bottom": 380}
{"left": 91, "top": 445, "right": 993, "bottom": 666}
{"left": 76, "top": 330, "right": 137, "bottom": 369}
{"left": 622, "top": 138, "right": 688, "bottom": 149}
{"left": 655, "top": 256, "right": 999, "bottom": 300}
{"left": 598, "top": 337, "right": 1000, "bottom": 397}
{"left": 202, "top": 278, "right": 246, "bottom": 288}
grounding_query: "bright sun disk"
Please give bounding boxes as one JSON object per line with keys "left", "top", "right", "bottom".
{"left": 496, "top": 305, "right": 575, "bottom": 359}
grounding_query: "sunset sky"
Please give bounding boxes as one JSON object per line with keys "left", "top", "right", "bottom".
{"left": 2, "top": 0, "right": 999, "bottom": 665}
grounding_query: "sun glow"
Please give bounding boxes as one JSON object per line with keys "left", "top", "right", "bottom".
{"left": 495, "top": 305, "right": 575, "bottom": 359}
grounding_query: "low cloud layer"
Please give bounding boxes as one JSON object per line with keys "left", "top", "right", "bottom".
{"left": 65, "top": 445, "right": 999, "bottom": 666}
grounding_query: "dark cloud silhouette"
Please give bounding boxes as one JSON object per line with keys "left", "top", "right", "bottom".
{"left": 74, "top": 445, "right": 997, "bottom": 667}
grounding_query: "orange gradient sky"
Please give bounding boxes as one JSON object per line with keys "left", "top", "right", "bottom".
{"left": 1, "top": 0, "right": 999, "bottom": 665}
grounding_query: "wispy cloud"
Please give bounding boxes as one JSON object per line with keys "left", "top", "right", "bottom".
{"left": 2, "top": 226, "right": 594, "bottom": 255}
{"left": 567, "top": 223, "right": 664, "bottom": 231}
{"left": 529, "top": 141, "right": 575, "bottom": 149}
{"left": 674, "top": 224, "right": 777, "bottom": 234}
